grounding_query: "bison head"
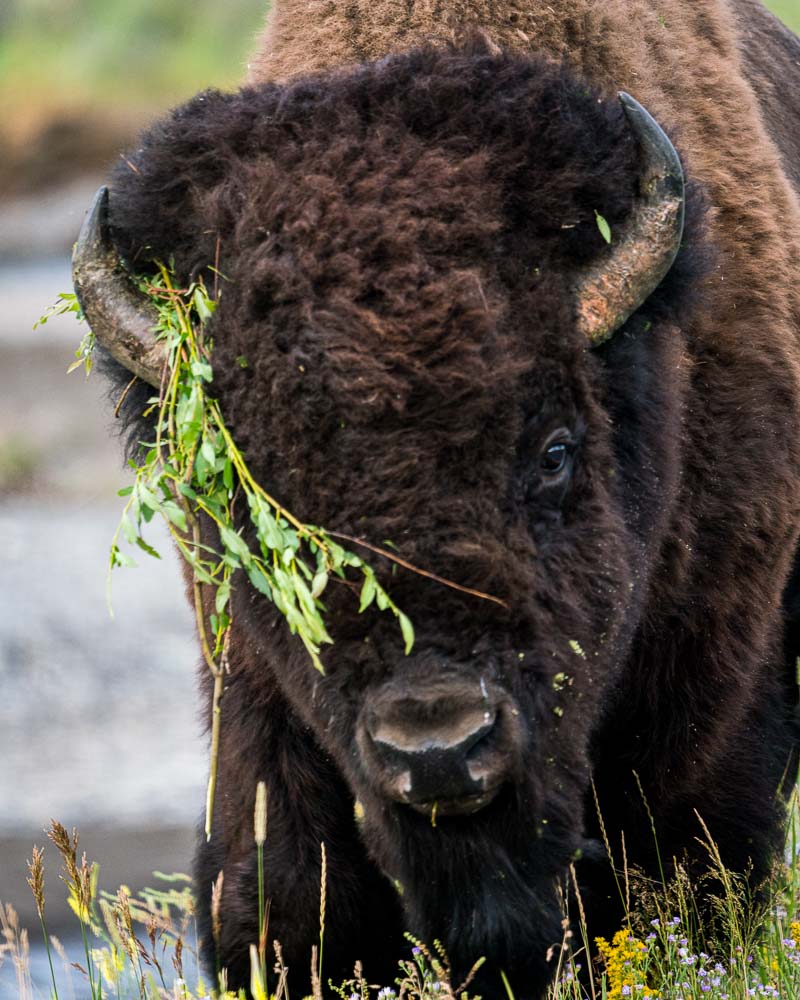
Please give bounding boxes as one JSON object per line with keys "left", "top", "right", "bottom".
{"left": 74, "top": 41, "right": 698, "bottom": 989}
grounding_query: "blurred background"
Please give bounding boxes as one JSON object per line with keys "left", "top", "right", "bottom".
{"left": 0, "top": 0, "right": 798, "bottom": 994}
{"left": 0, "top": 0, "right": 264, "bottom": 993}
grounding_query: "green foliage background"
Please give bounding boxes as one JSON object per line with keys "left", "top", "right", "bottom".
{"left": 770, "top": 0, "right": 800, "bottom": 30}
{"left": 0, "top": 0, "right": 266, "bottom": 118}
{"left": 0, "top": 0, "right": 797, "bottom": 122}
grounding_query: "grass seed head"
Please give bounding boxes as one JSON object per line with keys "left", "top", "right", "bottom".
{"left": 47, "top": 820, "right": 79, "bottom": 885}
{"left": 26, "top": 846, "right": 45, "bottom": 919}
{"left": 211, "top": 869, "right": 224, "bottom": 949}
{"left": 254, "top": 781, "right": 268, "bottom": 847}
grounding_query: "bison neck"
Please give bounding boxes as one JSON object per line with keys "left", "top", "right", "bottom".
{"left": 250, "top": 1, "right": 747, "bottom": 89}
{"left": 247, "top": 0, "right": 662, "bottom": 83}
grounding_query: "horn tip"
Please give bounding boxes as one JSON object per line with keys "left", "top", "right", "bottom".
{"left": 73, "top": 185, "right": 112, "bottom": 276}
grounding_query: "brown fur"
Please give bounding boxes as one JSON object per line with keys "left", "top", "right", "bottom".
{"left": 250, "top": 0, "right": 800, "bottom": 348}
{"left": 249, "top": 0, "right": 800, "bottom": 905}
{"left": 101, "top": 3, "right": 800, "bottom": 997}
{"left": 241, "top": 0, "right": 800, "bottom": 797}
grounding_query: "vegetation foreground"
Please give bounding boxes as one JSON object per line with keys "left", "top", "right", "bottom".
{"left": 2, "top": 790, "right": 800, "bottom": 1000}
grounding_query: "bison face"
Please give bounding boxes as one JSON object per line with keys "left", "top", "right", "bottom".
{"left": 78, "top": 41, "right": 696, "bottom": 984}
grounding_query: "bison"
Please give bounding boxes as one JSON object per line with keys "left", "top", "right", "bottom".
{"left": 72, "top": 1, "right": 800, "bottom": 996}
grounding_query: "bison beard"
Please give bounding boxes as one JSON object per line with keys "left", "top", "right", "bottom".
{"left": 91, "top": 38, "right": 800, "bottom": 1000}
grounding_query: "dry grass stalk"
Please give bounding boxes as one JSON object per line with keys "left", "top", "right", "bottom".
{"left": 320, "top": 841, "right": 327, "bottom": 945}
{"left": 621, "top": 829, "right": 631, "bottom": 917}
{"left": 310, "top": 943, "right": 322, "bottom": 1000}
{"left": 47, "top": 821, "right": 94, "bottom": 922}
{"left": 116, "top": 887, "right": 140, "bottom": 964}
{"left": 273, "top": 939, "right": 290, "bottom": 1000}
{"left": 568, "top": 863, "right": 596, "bottom": 1000}
{"left": 26, "top": 846, "right": 45, "bottom": 919}
{"left": 255, "top": 781, "right": 268, "bottom": 847}
{"left": 211, "top": 869, "right": 224, "bottom": 951}
{"left": 47, "top": 821, "right": 79, "bottom": 881}
{"left": 173, "top": 934, "right": 184, "bottom": 980}
{"left": 1, "top": 902, "right": 32, "bottom": 999}
{"left": 50, "top": 934, "right": 78, "bottom": 1000}
{"left": 145, "top": 914, "right": 165, "bottom": 980}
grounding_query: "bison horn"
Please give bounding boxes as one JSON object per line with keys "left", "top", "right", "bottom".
{"left": 72, "top": 186, "right": 165, "bottom": 389}
{"left": 575, "top": 92, "right": 686, "bottom": 346}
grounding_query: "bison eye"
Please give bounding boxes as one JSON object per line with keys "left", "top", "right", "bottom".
{"left": 539, "top": 431, "right": 573, "bottom": 478}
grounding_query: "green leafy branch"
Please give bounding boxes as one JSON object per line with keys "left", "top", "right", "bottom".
{"left": 109, "top": 265, "right": 414, "bottom": 669}
{"left": 35, "top": 291, "right": 96, "bottom": 375}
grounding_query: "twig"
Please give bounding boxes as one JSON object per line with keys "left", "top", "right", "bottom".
{"left": 114, "top": 374, "right": 139, "bottom": 418}
{"left": 327, "top": 531, "right": 508, "bottom": 608}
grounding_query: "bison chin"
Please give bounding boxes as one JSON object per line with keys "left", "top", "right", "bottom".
{"left": 358, "top": 783, "right": 581, "bottom": 998}
{"left": 349, "top": 669, "right": 590, "bottom": 997}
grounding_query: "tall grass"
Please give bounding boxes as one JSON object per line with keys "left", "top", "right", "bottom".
{"left": 3, "top": 792, "right": 800, "bottom": 999}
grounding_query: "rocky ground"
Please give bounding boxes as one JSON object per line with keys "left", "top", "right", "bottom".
{"left": 0, "top": 179, "right": 205, "bottom": 995}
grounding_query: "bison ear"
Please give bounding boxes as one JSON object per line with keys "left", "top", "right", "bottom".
{"left": 72, "top": 185, "right": 165, "bottom": 389}
{"left": 575, "top": 93, "right": 686, "bottom": 347}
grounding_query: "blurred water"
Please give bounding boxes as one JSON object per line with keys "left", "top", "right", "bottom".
{"left": 0, "top": 257, "right": 78, "bottom": 346}
{"left": 0, "top": 501, "right": 202, "bottom": 832}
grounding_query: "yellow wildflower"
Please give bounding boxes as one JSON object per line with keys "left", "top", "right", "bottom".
{"left": 595, "top": 928, "right": 656, "bottom": 1000}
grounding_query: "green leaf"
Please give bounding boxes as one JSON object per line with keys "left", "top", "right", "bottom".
{"left": 293, "top": 572, "right": 321, "bottom": 624}
{"left": 110, "top": 545, "right": 137, "bottom": 569}
{"left": 595, "top": 210, "right": 612, "bottom": 245}
{"left": 120, "top": 514, "right": 137, "bottom": 545}
{"left": 247, "top": 564, "right": 273, "bottom": 600}
{"left": 311, "top": 571, "right": 328, "bottom": 600}
{"left": 359, "top": 573, "right": 377, "bottom": 613}
{"left": 137, "top": 485, "right": 161, "bottom": 514}
{"left": 398, "top": 612, "right": 415, "bottom": 655}
{"left": 223, "top": 459, "right": 234, "bottom": 493}
{"left": 250, "top": 499, "right": 286, "bottom": 552}
{"left": 191, "top": 359, "right": 214, "bottom": 382}
{"left": 218, "top": 523, "right": 252, "bottom": 566}
{"left": 215, "top": 581, "right": 231, "bottom": 615}
{"left": 162, "top": 501, "right": 188, "bottom": 532}
{"left": 192, "top": 286, "right": 217, "bottom": 323}
{"left": 135, "top": 537, "right": 162, "bottom": 559}
{"left": 200, "top": 438, "right": 217, "bottom": 469}
{"left": 175, "top": 386, "right": 203, "bottom": 450}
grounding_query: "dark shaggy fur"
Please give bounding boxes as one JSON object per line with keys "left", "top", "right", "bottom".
{"left": 100, "top": 29, "right": 800, "bottom": 1000}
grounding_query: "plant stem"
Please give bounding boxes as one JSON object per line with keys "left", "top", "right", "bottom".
{"left": 38, "top": 913, "right": 60, "bottom": 1000}
{"left": 205, "top": 670, "right": 225, "bottom": 842}
{"left": 258, "top": 840, "right": 267, "bottom": 990}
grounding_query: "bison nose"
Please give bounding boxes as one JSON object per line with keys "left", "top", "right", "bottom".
{"left": 358, "top": 683, "right": 522, "bottom": 815}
